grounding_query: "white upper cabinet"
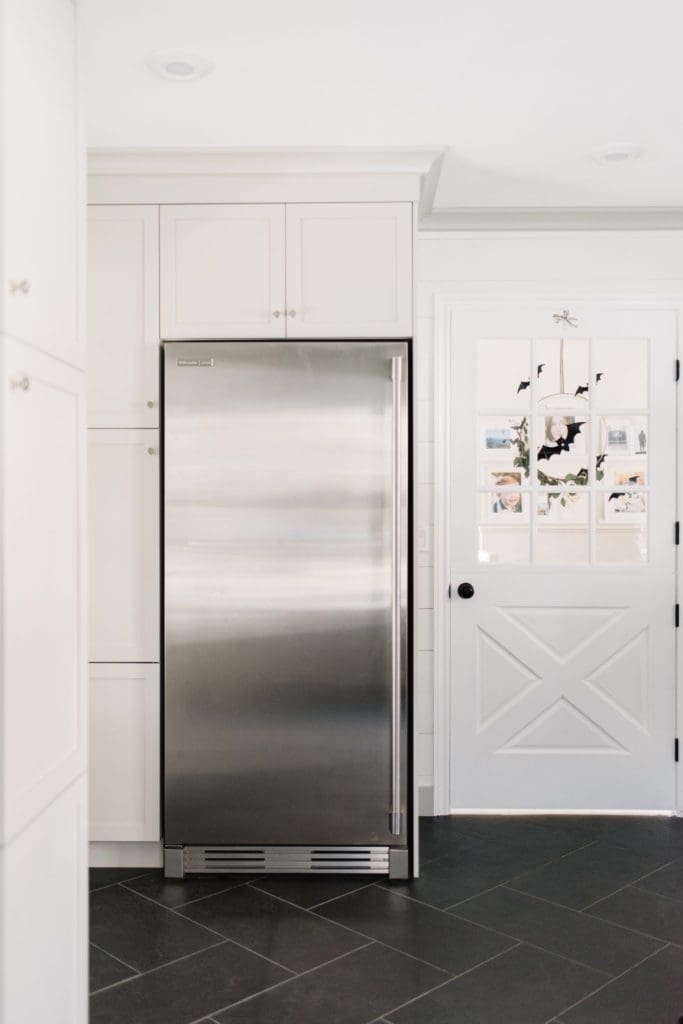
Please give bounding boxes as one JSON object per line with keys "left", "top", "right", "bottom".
{"left": 1, "top": 337, "right": 87, "bottom": 844}
{"left": 285, "top": 203, "right": 412, "bottom": 338}
{"left": 2, "top": 0, "right": 81, "bottom": 366}
{"left": 88, "top": 430, "right": 159, "bottom": 663}
{"left": 160, "top": 204, "right": 286, "bottom": 339}
{"left": 87, "top": 207, "right": 159, "bottom": 427}
{"left": 89, "top": 664, "right": 160, "bottom": 842}
{"left": 158, "top": 201, "right": 413, "bottom": 340}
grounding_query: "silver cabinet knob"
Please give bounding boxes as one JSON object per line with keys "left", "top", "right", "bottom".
{"left": 286, "top": 309, "right": 297, "bottom": 318}
{"left": 9, "top": 280, "right": 30, "bottom": 295}
{"left": 10, "top": 376, "right": 30, "bottom": 391}
{"left": 146, "top": 400, "right": 155, "bottom": 408}
{"left": 272, "top": 310, "right": 282, "bottom": 318}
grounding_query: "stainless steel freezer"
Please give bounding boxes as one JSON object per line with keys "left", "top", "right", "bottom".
{"left": 163, "top": 340, "right": 410, "bottom": 878}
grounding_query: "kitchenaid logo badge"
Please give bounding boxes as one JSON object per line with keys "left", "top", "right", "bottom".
{"left": 176, "top": 358, "right": 214, "bottom": 367}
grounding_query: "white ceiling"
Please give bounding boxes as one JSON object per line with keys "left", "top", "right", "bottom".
{"left": 86, "top": 0, "right": 683, "bottom": 210}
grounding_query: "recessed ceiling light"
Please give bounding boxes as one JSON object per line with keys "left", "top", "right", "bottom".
{"left": 591, "top": 144, "right": 646, "bottom": 165}
{"left": 146, "top": 50, "right": 213, "bottom": 82}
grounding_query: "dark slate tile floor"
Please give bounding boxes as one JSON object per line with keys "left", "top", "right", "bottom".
{"left": 89, "top": 814, "right": 683, "bottom": 1024}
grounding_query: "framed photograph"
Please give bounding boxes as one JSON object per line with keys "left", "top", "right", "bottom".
{"left": 612, "top": 469, "right": 646, "bottom": 487}
{"left": 480, "top": 466, "right": 523, "bottom": 488}
{"left": 483, "top": 425, "right": 516, "bottom": 451}
{"left": 603, "top": 421, "right": 631, "bottom": 455}
{"left": 604, "top": 491, "right": 647, "bottom": 521}
{"left": 483, "top": 483, "right": 529, "bottom": 523}
{"left": 536, "top": 490, "right": 588, "bottom": 524}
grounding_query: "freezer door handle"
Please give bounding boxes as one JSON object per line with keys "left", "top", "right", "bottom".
{"left": 390, "top": 355, "right": 404, "bottom": 837}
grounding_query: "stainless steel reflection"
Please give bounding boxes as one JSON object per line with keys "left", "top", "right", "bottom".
{"left": 164, "top": 340, "right": 409, "bottom": 850}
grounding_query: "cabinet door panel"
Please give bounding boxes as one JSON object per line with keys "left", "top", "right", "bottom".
{"left": 1, "top": 338, "right": 87, "bottom": 844}
{"left": 89, "top": 665, "right": 160, "bottom": 841}
{"left": 160, "top": 204, "right": 286, "bottom": 339}
{"left": 1, "top": 776, "right": 87, "bottom": 1022}
{"left": 285, "top": 202, "right": 413, "bottom": 338}
{"left": 88, "top": 207, "right": 159, "bottom": 427}
{"left": 2, "top": 0, "right": 80, "bottom": 365}
{"left": 88, "top": 430, "right": 159, "bottom": 662}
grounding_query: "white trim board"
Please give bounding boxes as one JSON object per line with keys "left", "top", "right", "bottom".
{"left": 89, "top": 841, "right": 163, "bottom": 868}
{"left": 432, "top": 294, "right": 683, "bottom": 817}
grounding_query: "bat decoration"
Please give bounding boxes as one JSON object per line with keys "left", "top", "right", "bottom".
{"left": 625, "top": 474, "right": 642, "bottom": 485}
{"left": 517, "top": 379, "right": 531, "bottom": 394}
{"left": 595, "top": 372, "right": 604, "bottom": 384}
{"left": 575, "top": 383, "right": 589, "bottom": 397}
{"left": 596, "top": 454, "right": 607, "bottom": 470}
{"left": 608, "top": 491, "right": 624, "bottom": 503}
{"left": 537, "top": 363, "right": 545, "bottom": 377}
{"left": 552, "top": 309, "right": 579, "bottom": 328}
{"left": 537, "top": 421, "right": 585, "bottom": 462}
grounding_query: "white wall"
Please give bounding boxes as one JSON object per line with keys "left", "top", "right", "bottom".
{"left": 414, "top": 229, "right": 683, "bottom": 813}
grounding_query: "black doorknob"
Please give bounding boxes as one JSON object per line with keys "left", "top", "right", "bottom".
{"left": 457, "top": 582, "right": 475, "bottom": 599}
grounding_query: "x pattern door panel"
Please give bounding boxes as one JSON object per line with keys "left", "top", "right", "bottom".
{"left": 450, "top": 308, "right": 676, "bottom": 810}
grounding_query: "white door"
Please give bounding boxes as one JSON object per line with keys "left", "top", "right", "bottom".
{"left": 89, "top": 664, "right": 160, "bottom": 841}
{"left": 160, "top": 204, "right": 286, "bottom": 339}
{"left": 87, "top": 206, "right": 159, "bottom": 427}
{"left": 2, "top": 0, "right": 80, "bottom": 366}
{"left": 448, "top": 307, "right": 677, "bottom": 811}
{"left": 285, "top": 202, "right": 413, "bottom": 338}
{"left": 88, "top": 430, "right": 159, "bottom": 662}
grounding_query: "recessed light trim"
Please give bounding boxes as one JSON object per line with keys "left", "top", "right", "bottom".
{"left": 146, "top": 50, "right": 214, "bottom": 82}
{"left": 591, "top": 144, "right": 646, "bottom": 166}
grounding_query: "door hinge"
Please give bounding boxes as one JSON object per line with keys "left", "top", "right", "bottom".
{"left": 676, "top": 604, "right": 680, "bottom": 627}
{"left": 676, "top": 522, "right": 680, "bottom": 545}
{"left": 448, "top": 583, "right": 452, "bottom": 599}
{"left": 676, "top": 359, "right": 680, "bottom": 382}
{"left": 676, "top": 738, "right": 679, "bottom": 763}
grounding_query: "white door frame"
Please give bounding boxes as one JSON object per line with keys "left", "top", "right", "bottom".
{"left": 432, "top": 295, "right": 682, "bottom": 816}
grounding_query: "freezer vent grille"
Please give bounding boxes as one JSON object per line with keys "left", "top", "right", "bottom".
{"left": 183, "top": 845, "right": 390, "bottom": 874}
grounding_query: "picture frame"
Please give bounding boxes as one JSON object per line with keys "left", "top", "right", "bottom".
{"left": 603, "top": 491, "right": 647, "bottom": 521}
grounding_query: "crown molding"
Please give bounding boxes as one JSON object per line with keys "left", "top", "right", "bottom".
{"left": 88, "top": 146, "right": 445, "bottom": 178}
{"left": 420, "top": 205, "right": 683, "bottom": 231}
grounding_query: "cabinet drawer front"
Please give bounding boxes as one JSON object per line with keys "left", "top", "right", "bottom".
{"left": 89, "top": 664, "right": 160, "bottom": 842}
{"left": 88, "top": 430, "right": 159, "bottom": 661}
{"left": 87, "top": 206, "right": 159, "bottom": 427}
{"left": 160, "top": 204, "right": 286, "bottom": 339}
{"left": 285, "top": 202, "right": 413, "bottom": 338}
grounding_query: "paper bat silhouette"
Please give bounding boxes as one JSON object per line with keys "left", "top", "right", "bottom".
{"left": 537, "top": 363, "right": 545, "bottom": 377}
{"left": 608, "top": 491, "right": 624, "bottom": 502}
{"left": 537, "top": 421, "right": 585, "bottom": 461}
{"left": 575, "top": 383, "right": 589, "bottom": 397}
{"left": 517, "top": 379, "right": 531, "bottom": 394}
{"left": 596, "top": 372, "right": 604, "bottom": 384}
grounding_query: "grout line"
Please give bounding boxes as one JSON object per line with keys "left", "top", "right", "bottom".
{"left": 540, "top": 943, "right": 671, "bottom": 1023}
{"left": 308, "top": 881, "right": 379, "bottom": 909}
{"left": 382, "top": 942, "right": 522, "bottom": 1021}
{"left": 202, "top": 940, "right": 377, "bottom": 1019}
{"left": 236, "top": 884, "right": 463, "bottom": 978}
{"left": 89, "top": 870, "right": 153, "bottom": 894}
{"left": 119, "top": 876, "right": 254, "bottom": 909}
{"left": 89, "top": 939, "right": 228, "bottom": 997}
{"left": 580, "top": 855, "right": 683, "bottom": 911}
{"left": 89, "top": 940, "right": 141, "bottom": 977}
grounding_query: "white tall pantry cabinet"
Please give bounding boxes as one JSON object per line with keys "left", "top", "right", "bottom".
{"left": 0, "top": 0, "right": 87, "bottom": 1020}
{"left": 87, "top": 150, "right": 425, "bottom": 868}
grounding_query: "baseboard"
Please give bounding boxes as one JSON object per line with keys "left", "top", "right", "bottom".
{"left": 89, "top": 841, "right": 163, "bottom": 868}
{"left": 418, "top": 784, "right": 435, "bottom": 816}
{"left": 449, "top": 808, "right": 676, "bottom": 816}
